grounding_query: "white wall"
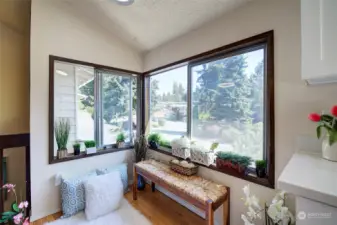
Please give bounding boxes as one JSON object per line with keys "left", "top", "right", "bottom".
{"left": 145, "top": 0, "right": 337, "bottom": 224}
{"left": 30, "top": 0, "right": 142, "bottom": 221}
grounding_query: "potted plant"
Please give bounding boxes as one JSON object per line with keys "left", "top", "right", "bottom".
{"left": 84, "top": 140, "right": 96, "bottom": 154}
{"left": 0, "top": 183, "right": 30, "bottom": 225}
{"left": 116, "top": 132, "right": 126, "bottom": 149}
{"left": 255, "top": 160, "right": 266, "bottom": 178}
{"left": 73, "top": 142, "right": 81, "bottom": 156}
{"left": 190, "top": 141, "right": 218, "bottom": 166}
{"left": 215, "top": 151, "right": 252, "bottom": 174}
{"left": 134, "top": 135, "right": 148, "bottom": 190}
{"left": 54, "top": 118, "right": 70, "bottom": 159}
{"left": 148, "top": 133, "right": 161, "bottom": 150}
{"left": 308, "top": 105, "right": 337, "bottom": 161}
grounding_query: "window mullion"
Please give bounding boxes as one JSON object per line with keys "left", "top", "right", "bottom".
{"left": 187, "top": 64, "right": 192, "bottom": 140}
{"left": 128, "top": 77, "right": 133, "bottom": 144}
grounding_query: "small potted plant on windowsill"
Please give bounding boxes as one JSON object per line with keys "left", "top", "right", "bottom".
{"left": 54, "top": 118, "right": 70, "bottom": 159}
{"left": 215, "top": 151, "right": 252, "bottom": 174}
{"left": 85, "top": 140, "right": 96, "bottom": 154}
{"left": 148, "top": 133, "right": 161, "bottom": 150}
{"left": 116, "top": 132, "right": 126, "bottom": 149}
{"left": 73, "top": 142, "right": 81, "bottom": 156}
{"left": 255, "top": 160, "right": 267, "bottom": 178}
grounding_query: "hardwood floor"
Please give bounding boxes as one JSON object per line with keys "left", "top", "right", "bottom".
{"left": 31, "top": 185, "right": 204, "bottom": 225}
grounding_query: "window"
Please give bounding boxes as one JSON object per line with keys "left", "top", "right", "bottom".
{"left": 147, "top": 66, "right": 188, "bottom": 148}
{"left": 53, "top": 59, "right": 139, "bottom": 160}
{"left": 144, "top": 31, "right": 274, "bottom": 187}
{"left": 191, "top": 48, "right": 265, "bottom": 161}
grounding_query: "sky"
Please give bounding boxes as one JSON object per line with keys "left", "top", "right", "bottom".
{"left": 151, "top": 48, "right": 264, "bottom": 95}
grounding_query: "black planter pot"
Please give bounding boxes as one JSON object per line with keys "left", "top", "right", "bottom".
{"left": 149, "top": 141, "right": 159, "bottom": 150}
{"left": 256, "top": 167, "right": 266, "bottom": 178}
{"left": 137, "top": 175, "right": 146, "bottom": 190}
{"left": 74, "top": 147, "right": 80, "bottom": 156}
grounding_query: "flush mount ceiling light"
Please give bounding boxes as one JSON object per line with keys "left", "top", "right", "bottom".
{"left": 114, "top": 0, "right": 134, "bottom": 6}
{"left": 56, "top": 69, "right": 68, "bottom": 76}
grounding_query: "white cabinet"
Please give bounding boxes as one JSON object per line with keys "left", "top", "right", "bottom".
{"left": 302, "top": 0, "right": 337, "bottom": 84}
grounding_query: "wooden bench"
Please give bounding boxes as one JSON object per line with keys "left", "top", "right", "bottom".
{"left": 133, "top": 160, "right": 230, "bottom": 225}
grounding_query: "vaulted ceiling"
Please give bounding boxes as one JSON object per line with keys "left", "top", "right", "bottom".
{"left": 67, "top": 0, "right": 252, "bottom": 52}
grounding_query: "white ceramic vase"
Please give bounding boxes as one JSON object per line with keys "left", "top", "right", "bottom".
{"left": 322, "top": 136, "right": 337, "bottom": 161}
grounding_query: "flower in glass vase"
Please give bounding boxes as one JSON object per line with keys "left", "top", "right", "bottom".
{"left": 0, "top": 184, "right": 29, "bottom": 225}
{"left": 308, "top": 105, "right": 337, "bottom": 161}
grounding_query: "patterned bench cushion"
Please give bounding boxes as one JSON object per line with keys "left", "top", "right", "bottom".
{"left": 136, "top": 160, "right": 227, "bottom": 204}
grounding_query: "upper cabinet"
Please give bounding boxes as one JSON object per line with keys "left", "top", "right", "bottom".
{"left": 301, "top": 0, "right": 337, "bottom": 84}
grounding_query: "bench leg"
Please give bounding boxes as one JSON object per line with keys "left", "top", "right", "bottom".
{"left": 151, "top": 182, "right": 155, "bottom": 192}
{"left": 223, "top": 196, "right": 229, "bottom": 225}
{"left": 133, "top": 166, "right": 137, "bottom": 200}
{"left": 206, "top": 200, "right": 214, "bottom": 225}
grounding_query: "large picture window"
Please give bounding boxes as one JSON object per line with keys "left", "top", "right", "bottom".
{"left": 144, "top": 31, "right": 274, "bottom": 187}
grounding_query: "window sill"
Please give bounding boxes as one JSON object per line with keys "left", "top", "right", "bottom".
{"left": 149, "top": 147, "right": 274, "bottom": 189}
{"left": 50, "top": 147, "right": 133, "bottom": 164}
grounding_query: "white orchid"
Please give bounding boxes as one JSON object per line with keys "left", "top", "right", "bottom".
{"left": 241, "top": 184, "right": 295, "bottom": 225}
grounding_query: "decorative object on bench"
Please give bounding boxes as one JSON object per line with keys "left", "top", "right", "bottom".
{"left": 147, "top": 133, "right": 161, "bottom": 150}
{"left": 169, "top": 159, "right": 198, "bottom": 176}
{"left": 171, "top": 136, "right": 191, "bottom": 159}
{"left": 84, "top": 171, "right": 123, "bottom": 220}
{"left": 133, "top": 135, "right": 148, "bottom": 190}
{"left": 84, "top": 140, "right": 96, "bottom": 155}
{"left": 255, "top": 160, "right": 266, "bottom": 178}
{"left": 73, "top": 142, "right": 81, "bottom": 156}
{"left": 0, "top": 183, "right": 29, "bottom": 225}
{"left": 308, "top": 105, "right": 337, "bottom": 161}
{"left": 190, "top": 142, "right": 218, "bottom": 166}
{"left": 96, "top": 163, "right": 128, "bottom": 193}
{"left": 133, "top": 160, "right": 229, "bottom": 225}
{"left": 241, "top": 184, "right": 295, "bottom": 225}
{"left": 116, "top": 133, "right": 126, "bottom": 149}
{"left": 215, "top": 151, "right": 252, "bottom": 174}
{"left": 54, "top": 118, "right": 70, "bottom": 159}
{"left": 60, "top": 171, "right": 97, "bottom": 218}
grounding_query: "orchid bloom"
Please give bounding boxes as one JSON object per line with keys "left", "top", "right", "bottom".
{"left": 13, "top": 213, "right": 23, "bottom": 225}
{"left": 2, "top": 183, "right": 16, "bottom": 193}
{"left": 19, "top": 201, "right": 29, "bottom": 209}
{"left": 241, "top": 214, "right": 255, "bottom": 225}
{"left": 23, "top": 217, "right": 30, "bottom": 225}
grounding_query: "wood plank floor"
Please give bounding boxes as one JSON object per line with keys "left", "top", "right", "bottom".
{"left": 31, "top": 185, "right": 204, "bottom": 225}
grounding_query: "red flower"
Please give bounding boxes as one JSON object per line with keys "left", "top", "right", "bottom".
{"left": 331, "top": 105, "right": 337, "bottom": 117}
{"left": 308, "top": 113, "right": 321, "bottom": 122}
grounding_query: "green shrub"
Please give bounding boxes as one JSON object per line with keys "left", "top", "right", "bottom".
{"left": 116, "top": 133, "right": 126, "bottom": 143}
{"left": 148, "top": 133, "right": 161, "bottom": 143}
{"left": 216, "top": 151, "right": 252, "bottom": 167}
{"left": 255, "top": 160, "right": 266, "bottom": 169}
{"left": 84, "top": 140, "right": 96, "bottom": 148}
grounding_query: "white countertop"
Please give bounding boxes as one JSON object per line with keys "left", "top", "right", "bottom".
{"left": 278, "top": 152, "right": 337, "bottom": 207}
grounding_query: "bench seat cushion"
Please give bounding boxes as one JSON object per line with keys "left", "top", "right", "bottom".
{"left": 136, "top": 160, "right": 227, "bottom": 204}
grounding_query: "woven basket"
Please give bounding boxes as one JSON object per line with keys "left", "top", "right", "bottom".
{"left": 169, "top": 160, "right": 198, "bottom": 176}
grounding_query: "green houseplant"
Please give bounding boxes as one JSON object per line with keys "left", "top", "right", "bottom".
{"left": 255, "top": 160, "right": 266, "bottom": 178}
{"left": 116, "top": 132, "right": 126, "bottom": 148}
{"left": 54, "top": 118, "right": 70, "bottom": 159}
{"left": 84, "top": 140, "right": 96, "bottom": 154}
{"left": 73, "top": 142, "right": 81, "bottom": 156}
{"left": 215, "top": 151, "right": 252, "bottom": 174}
{"left": 148, "top": 133, "right": 161, "bottom": 150}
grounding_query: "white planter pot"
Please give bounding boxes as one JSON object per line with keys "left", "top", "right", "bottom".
{"left": 322, "top": 136, "right": 337, "bottom": 161}
{"left": 86, "top": 147, "right": 97, "bottom": 154}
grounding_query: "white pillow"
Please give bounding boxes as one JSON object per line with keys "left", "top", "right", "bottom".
{"left": 84, "top": 171, "right": 123, "bottom": 220}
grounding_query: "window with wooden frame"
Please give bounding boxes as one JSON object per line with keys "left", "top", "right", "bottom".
{"left": 143, "top": 31, "right": 274, "bottom": 188}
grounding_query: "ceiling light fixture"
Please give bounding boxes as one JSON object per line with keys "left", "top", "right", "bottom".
{"left": 114, "top": 0, "right": 134, "bottom": 6}
{"left": 56, "top": 69, "right": 68, "bottom": 76}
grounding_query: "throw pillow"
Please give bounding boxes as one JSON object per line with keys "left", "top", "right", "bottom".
{"left": 84, "top": 171, "right": 123, "bottom": 221}
{"left": 96, "top": 163, "right": 128, "bottom": 192}
{"left": 60, "top": 172, "right": 96, "bottom": 218}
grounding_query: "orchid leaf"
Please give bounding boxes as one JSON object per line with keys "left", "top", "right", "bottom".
{"left": 12, "top": 202, "right": 19, "bottom": 213}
